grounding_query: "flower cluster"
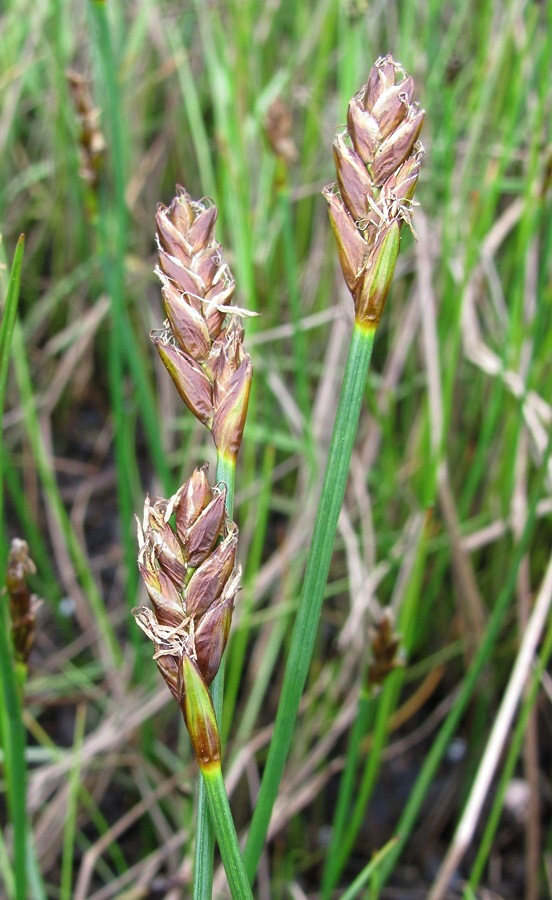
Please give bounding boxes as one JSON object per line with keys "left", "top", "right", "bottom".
{"left": 133, "top": 467, "right": 240, "bottom": 710}
{"left": 323, "top": 54, "right": 425, "bottom": 327}
{"left": 5, "top": 538, "right": 39, "bottom": 667}
{"left": 152, "top": 187, "right": 253, "bottom": 461}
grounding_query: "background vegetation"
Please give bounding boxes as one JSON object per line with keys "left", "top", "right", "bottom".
{"left": 1, "top": 0, "right": 551, "bottom": 896}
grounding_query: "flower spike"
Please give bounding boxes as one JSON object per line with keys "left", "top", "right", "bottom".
{"left": 324, "top": 54, "right": 425, "bottom": 328}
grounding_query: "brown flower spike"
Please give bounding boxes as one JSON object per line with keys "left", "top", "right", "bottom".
{"left": 133, "top": 467, "right": 240, "bottom": 758}
{"left": 5, "top": 539, "right": 39, "bottom": 667}
{"left": 323, "top": 54, "right": 424, "bottom": 327}
{"left": 367, "top": 610, "right": 402, "bottom": 689}
{"left": 152, "top": 187, "right": 253, "bottom": 462}
{"left": 66, "top": 70, "right": 106, "bottom": 192}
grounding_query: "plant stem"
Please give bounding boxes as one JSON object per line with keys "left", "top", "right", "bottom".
{"left": 321, "top": 680, "right": 374, "bottom": 898}
{"left": 224, "top": 443, "right": 275, "bottom": 744}
{"left": 323, "top": 521, "right": 429, "bottom": 895}
{"left": 89, "top": 0, "right": 132, "bottom": 576}
{"left": 0, "top": 235, "right": 24, "bottom": 565}
{"left": 0, "top": 236, "right": 27, "bottom": 900}
{"left": 243, "top": 321, "right": 376, "bottom": 881}
{"left": 339, "top": 836, "right": 398, "bottom": 900}
{"left": 193, "top": 452, "right": 236, "bottom": 899}
{"left": 215, "top": 454, "right": 236, "bottom": 517}
{"left": 12, "top": 322, "right": 121, "bottom": 666}
{"left": 0, "top": 602, "right": 27, "bottom": 900}
{"left": 200, "top": 762, "right": 253, "bottom": 899}
{"left": 60, "top": 704, "right": 86, "bottom": 900}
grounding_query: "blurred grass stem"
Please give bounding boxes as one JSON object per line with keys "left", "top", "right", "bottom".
{"left": 0, "top": 237, "right": 27, "bottom": 900}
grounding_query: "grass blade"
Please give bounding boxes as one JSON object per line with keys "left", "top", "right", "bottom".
{"left": 0, "top": 235, "right": 28, "bottom": 900}
{"left": 339, "top": 836, "right": 398, "bottom": 900}
{"left": 0, "top": 234, "right": 25, "bottom": 552}
{"left": 60, "top": 704, "right": 87, "bottom": 900}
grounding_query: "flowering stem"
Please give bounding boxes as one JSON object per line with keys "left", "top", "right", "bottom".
{"left": 0, "top": 235, "right": 24, "bottom": 561}
{"left": 193, "top": 452, "right": 236, "bottom": 899}
{"left": 0, "top": 608, "right": 28, "bottom": 900}
{"left": 243, "top": 321, "right": 376, "bottom": 881}
{"left": 0, "top": 236, "right": 29, "bottom": 900}
{"left": 215, "top": 453, "right": 237, "bottom": 516}
{"left": 200, "top": 761, "right": 253, "bottom": 900}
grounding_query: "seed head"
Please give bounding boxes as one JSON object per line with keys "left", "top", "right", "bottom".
{"left": 4, "top": 539, "right": 40, "bottom": 666}
{"left": 367, "top": 609, "right": 402, "bottom": 688}
{"left": 153, "top": 187, "right": 253, "bottom": 460}
{"left": 66, "top": 70, "right": 106, "bottom": 193}
{"left": 133, "top": 467, "right": 240, "bottom": 697}
{"left": 324, "top": 54, "right": 425, "bottom": 327}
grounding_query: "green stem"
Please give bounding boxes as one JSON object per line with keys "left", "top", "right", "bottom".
{"left": 277, "top": 179, "right": 311, "bottom": 428}
{"left": 60, "top": 705, "right": 86, "bottom": 900}
{"left": 200, "top": 762, "right": 253, "bottom": 899}
{"left": 12, "top": 323, "right": 121, "bottom": 666}
{"left": 324, "top": 522, "right": 429, "bottom": 895}
{"left": 193, "top": 452, "right": 236, "bottom": 899}
{"left": 215, "top": 454, "right": 236, "bottom": 517}
{"left": 0, "top": 602, "right": 27, "bottom": 900}
{"left": 89, "top": 0, "right": 137, "bottom": 612}
{"left": 0, "top": 236, "right": 30, "bottom": 900}
{"left": 0, "top": 235, "right": 25, "bottom": 566}
{"left": 339, "top": 836, "right": 398, "bottom": 900}
{"left": 243, "top": 322, "right": 376, "bottom": 881}
{"left": 321, "top": 681, "right": 375, "bottom": 898}
{"left": 224, "top": 443, "right": 275, "bottom": 744}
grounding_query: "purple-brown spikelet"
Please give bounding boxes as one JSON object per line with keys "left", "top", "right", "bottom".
{"left": 5, "top": 539, "right": 40, "bottom": 667}
{"left": 133, "top": 467, "right": 241, "bottom": 760}
{"left": 152, "top": 186, "right": 253, "bottom": 462}
{"left": 323, "top": 54, "right": 425, "bottom": 328}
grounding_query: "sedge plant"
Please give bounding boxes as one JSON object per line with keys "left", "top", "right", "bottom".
{"left": 243, "top": 53, "right": 425, "bottom": 883}
{"left": 2, "top": 6, "right": 551, "bottom": 895}
{"left": 134, "top": 54, "right": 424, "bottom": 896}
{"left": 134, "top": 188, "right": 253, "bottom": 897}
{"left": 132, "top": 470, "right": 250, "bottom": 898}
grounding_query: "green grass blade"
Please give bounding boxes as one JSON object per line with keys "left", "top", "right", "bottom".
{"left": 0, "top": 235, "right": 24, "bottom": 408}
{"left": 0, "top": 829, "right": 15, "bottom": 899}
{"left": 320, "top": 682, "right": 375, "bottom": 898}
{"left": 0, "top": 234, "right": 25, "bottom": 556}
{"left": 12, "top": 322, "right": 121, "bottom": 665}
{"left": 323, "top": 521, "right": 430, "bottom": 894}
{"left": 60, "top": 704, "right": 86, "bottom": 900}
{"left": 0, "top": 600, "right": 28, "bottom": 899}
{"left": 0, "top": 234, "right": 29, "bottom": 900}
{"left": 88, "top": 0, "right": 137, "bottom": 611}
{"left": 339, "top": 836, "right": 398, "bottom": 900}
{"left": 224, "top": 443, "right": 276, "bottom": 743}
